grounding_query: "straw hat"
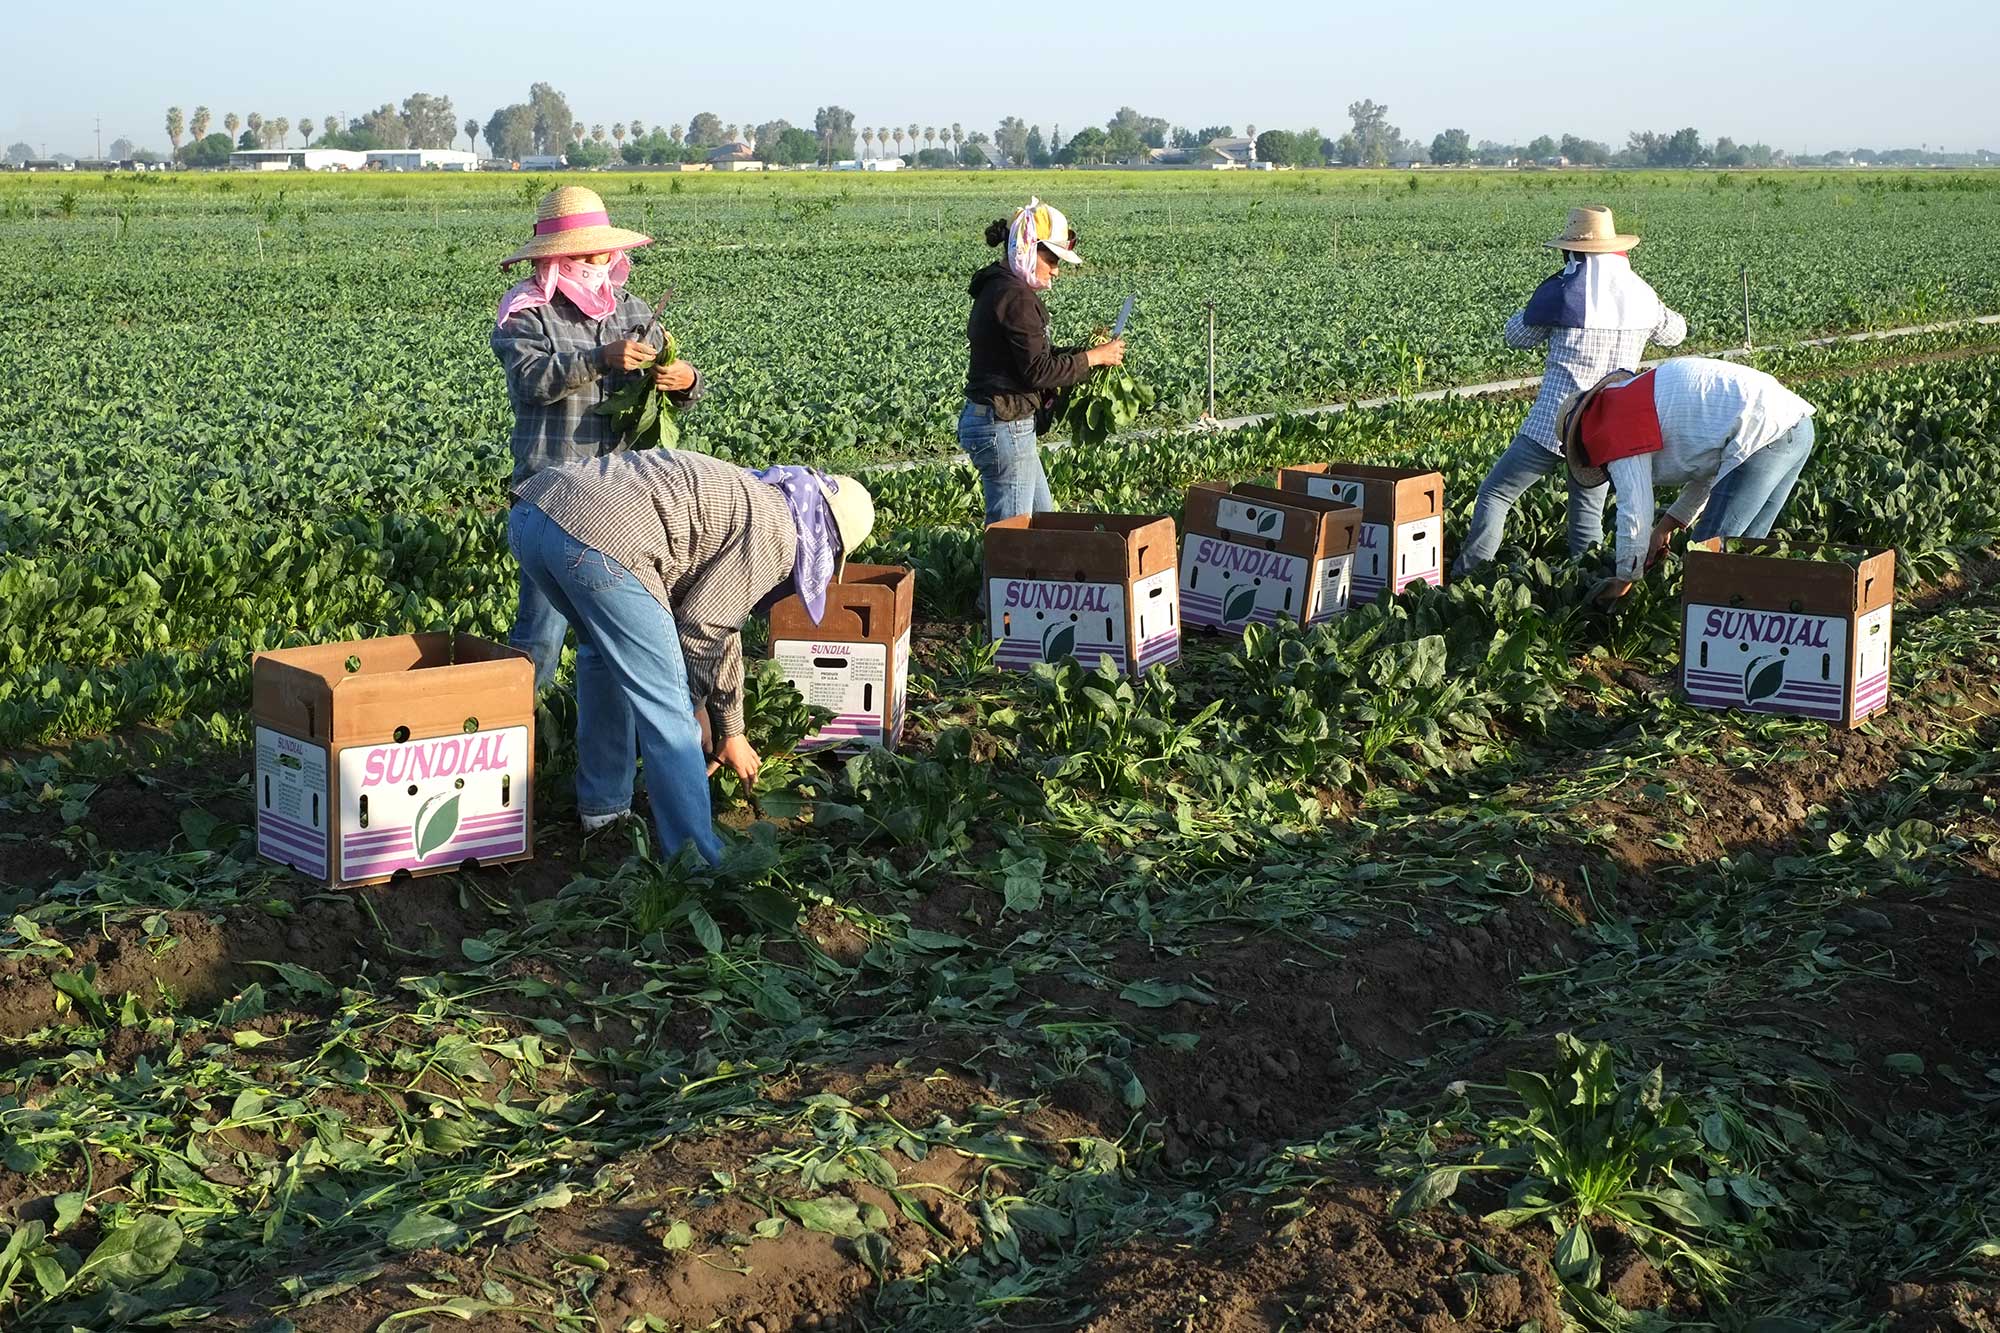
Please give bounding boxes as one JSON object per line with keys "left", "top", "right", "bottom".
{"left": 1546, "top": 204, "right": 1639, "bottom": 254}
{"left": 500, "top": 186, "right": 652, "bottom": 267}
{"left": 822, "top": 475, "right": 875, "bottom": 578}
{"left": 1557, "top": 368, "right": 1643, "bottom": 488}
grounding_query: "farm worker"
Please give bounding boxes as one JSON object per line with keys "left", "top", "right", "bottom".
{"left": 508, "top": 451, "right": 875, "bottom": 857}
{"left": 492, "top": 185, "right": 705, "bottom": 692}
{"left": 961, "top": 198, "right": 1127, "bottom": 522}
{"left": 1453, "top": 205, "right": 1687, "bottom": 574}
{"left": 1557, "top": 357, "right": 1817, "bottom": 607}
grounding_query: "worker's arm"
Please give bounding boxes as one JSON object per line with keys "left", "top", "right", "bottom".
{"left": 1651, "top": 305, "right": 1689, "bottom": 349}
{"left": 1503, "top": 312, "right": 1550, "bottom": 350}
{"left": 1604, "top": 455, "right": 1658, "bottom": 581}
{"left": 491, "top": 310, "right": 607, "bottom": 405}
{"left": 678, "top": 618, "right": 747, "bottom": 743}
{"left": 996, "top": 286, "right": 1094, "bottom": 391}
{"left": 1664, "top": 474, "right": 1714, "bottom": 531}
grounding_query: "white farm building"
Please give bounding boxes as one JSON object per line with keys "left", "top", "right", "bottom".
{"left": 227, "top": 147, "right": 478, "bottom": 172}
{"left": 230, "top": 148, "right": 368, "bottom": 172}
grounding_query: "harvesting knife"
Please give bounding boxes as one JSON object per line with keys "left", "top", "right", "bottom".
{"left": 1112, "top": 295, "right": 1135, "bottom": 338}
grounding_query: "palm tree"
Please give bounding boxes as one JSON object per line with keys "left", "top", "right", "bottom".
{"left": 670, "top": 124, "right": 683, "bottom": 145}
{"left": 629, "top": 117, "right": 645, "bottom": 140}
{"left": 891, "top": 128, "right": 904, "bottom": 159}
{"left": 925, "top": 126, "right": 937, "bottom": 157}
{"left": 951, "top": 121, "right": 963, "bottom": 161}
{"left": 463, "top": 118, "right": 479, "bottom": 154}
{"left": 591, "top": 124, "right": 606, "bottom": 143}
{"left": 908, "top": 123, "right": 919, "bottom": 159}
{"left": 224, "top": 112, "right": 240, "bottom": 142}
{"left": 273, "top": 117, "right": 290, "bottom": 147}
{"left": 724, "top": 124, "right": 738, "bottom": 144}
{"left": 612, "top": 123, "right": 626, "bottom": 151}
{"left": 190, "top": 106, "right": 211, "bottom": 144}
{"left": 165, "top": 107, "right": 185, "bottom": 155}
{"left": 323, "top": 116, "right": 338, "bottom": 143}
{"left": 299, "top": 116, "right": 314, "bottom": 148}
{"left": 858, "top": 127, "right": 872, "bottom": 159}
{"left": 876, "top": 127, "right": 888, "bottom": 161}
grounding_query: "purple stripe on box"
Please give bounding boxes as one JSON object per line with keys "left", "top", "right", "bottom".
{"left": 259, "top": 828, "right": 326, "bottom": 867}
{"left": 261, "top": 810, "right": 325, "bottom": 844}
{"left": 257, "top": 841, "right": 326, "bottom": 875}
{"left": 1395, "top": 570, "right": 1444, "bottom": 592}
{"left": 344, "top": 812, "right": 521, "bottom": 852}
{"left": 341, "top": 832, "right": 528, "bottom": 880}
{"left": 1686, "top": 691, "right": 1844, "bottom": 720}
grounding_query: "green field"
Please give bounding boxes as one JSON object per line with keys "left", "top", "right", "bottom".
{"left": 1, "top": 170, "right": 1997, "bottom": 1332}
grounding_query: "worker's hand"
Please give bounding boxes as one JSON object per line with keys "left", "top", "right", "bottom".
{"left": 1590, "top": 577, "right": 1636, "bottom": 609}
{"left": 653, "top": 359, "right": 696, "bottom": 392}
{"left": 600, "top": 339, "right": 656, "bottom": 372}
{"left": 707, "top": 734, "right": 762, "bottom": 787}
{"left": 1086, "top": 339, "right": 1126, "bottom": 369}
{"left": 1645, "top": 516, "right": 1684, "bottom": 570}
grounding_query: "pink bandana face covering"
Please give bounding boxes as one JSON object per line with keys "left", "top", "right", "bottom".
{"left": 495, "top": 251, "right": 633, "bottom": 327}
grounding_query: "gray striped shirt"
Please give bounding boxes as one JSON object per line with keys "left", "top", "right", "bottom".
{"left": 514, "top": 451, "right": 798, "bottom": 739}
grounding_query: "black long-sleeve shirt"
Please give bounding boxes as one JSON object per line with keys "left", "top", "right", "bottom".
{"left": 963, "top": 262, "right": 1092, "bottom": 422}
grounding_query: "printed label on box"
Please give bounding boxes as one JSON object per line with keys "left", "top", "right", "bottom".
{"left": 1352, "top": 517, "right": 1444, "bottom": 601}
{"left": 775, "top": 632, "right": 907, "bottom": 752}
{"left": 335, "top": 726, "right": 530, "bottom": 883}
{"left": 1182, "top": 537, "right": 1353, "bottom": 629}
{"left": 256, "top": 726, "right": 329, "bottom": 880}
{"left": 1214, "top": 497, "right": 1286, "bottom": 542}
{"left": 990, "top": 577, "right": 1129, "bottom": 673}
{"left": 1682, "top": 605, "right": 1855, "bottom": 721}
{"left": 1131, "top": 568, "right": 1181, "bottom": 671}
{"left": 1299, "top": 475, "right": 1367, "bottom": 508}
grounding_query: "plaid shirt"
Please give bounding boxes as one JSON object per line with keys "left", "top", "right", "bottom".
{"left": 513, "top": 451, "right": 797, "bottom": 740}
{"left": 1604, "top": 358, "right": 1816, "bottom": 578}
{"left": 1506, "top": 307, "right": 1687, "bottom": 452}
{"left": 491, "top": 290, "right": 705, "bottom": 488}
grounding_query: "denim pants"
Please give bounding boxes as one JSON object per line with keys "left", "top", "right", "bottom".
{"left": 509, "top": 561, "right": 568, "bottom": 693}
{"left": 507, "top": 505, "right": 724, "bottom": 866}
{"left": 959, "top": 400, "right": 1053, "bottom": 523}
{"left": 1453, "top": 433, "right": 1608, "bottom": 573}
{"left": 1690, "top": 417, "right": 1817, "bottom": 543}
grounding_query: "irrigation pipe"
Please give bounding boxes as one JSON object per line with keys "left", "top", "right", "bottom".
{"left": 861, "top": 312, "right": 2000, "bottom": 478}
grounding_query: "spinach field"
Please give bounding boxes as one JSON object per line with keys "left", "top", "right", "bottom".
{"left": 1, "top": 169, "right": 1996, "bottom": 1333}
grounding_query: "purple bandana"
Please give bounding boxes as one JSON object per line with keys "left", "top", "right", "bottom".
{"left": 750, "top": 465, "right": 842, "bottom": 625}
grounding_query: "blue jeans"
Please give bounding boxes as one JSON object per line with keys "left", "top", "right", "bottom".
{"left": 1691, "top": 417, "right": 1817, "bottom": 542}
{"left": 507, "top": 505, "right": 724, "bottom": 866}
{"left": 510, "top": 562, "right": 567, "bottom": 693}
{"left": 1453, "top": 433, "right": 1608, "bottom": 573}
{"left": 959, "top": 401, "right": 1052, "bottom": 523}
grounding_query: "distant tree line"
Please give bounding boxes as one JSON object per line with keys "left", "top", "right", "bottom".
{"left": 95, "top": 92, "right": 1998, "bottom": 171}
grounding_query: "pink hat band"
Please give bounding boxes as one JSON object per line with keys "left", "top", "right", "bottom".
{"left": 534, "top": 210, "right": 611, "bottom": 236}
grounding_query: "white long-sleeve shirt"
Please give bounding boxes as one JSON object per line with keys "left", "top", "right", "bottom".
{"left": 1603, "top": 358, "right": 1815, "bottom": 578}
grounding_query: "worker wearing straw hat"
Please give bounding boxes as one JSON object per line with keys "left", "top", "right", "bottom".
{"left": 510, "top": 450, "right": 875, "bottom": 858}
{"left": 492, "top": 185, "right": 705, "bottom": 697}
{"left": 1556, "top": 357, "right": 1817, "bottom": 607}
{"left": 1453, "top": 206, "right": 1687, "bottom": 574}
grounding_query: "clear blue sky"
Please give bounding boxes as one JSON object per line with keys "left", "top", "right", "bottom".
{"left": 7, "top": 0, "right": 1995, "bottom": 157}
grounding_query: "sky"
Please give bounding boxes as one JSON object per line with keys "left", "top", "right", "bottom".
{"left": 7, "top": 0, "right": 1996, "bottom": 157}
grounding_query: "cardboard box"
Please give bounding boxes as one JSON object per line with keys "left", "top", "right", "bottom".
{"left": 986, "top": 514, "right": 1180, "bottom": 674}
{"left": 1277, "top": 464, "right": 1445, "bottom": 602}
{"left": 1681, "top": 539, "right": 1894, "bottom": 727}
{"left": 768, "top": 563, "right": 915, "bottom": 753}
{"left": 1179, "top": 481, "right": 1362, "bottom": 630}
{"left": 251, "top": 634, "right": 535, "bottom": 886}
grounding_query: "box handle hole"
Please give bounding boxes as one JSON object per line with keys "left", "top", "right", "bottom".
{"left": 393, "top": 725, "right": 411, "bottom": 743}
{"left": 462, "top": 716, "right": 479, "bottom": 734}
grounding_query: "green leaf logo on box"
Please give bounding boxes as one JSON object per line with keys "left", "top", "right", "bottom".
{"left": 1042, "top": 622, "right": 1076, "bottom": 662}
{"left": 412, "top": 791, "right": 461, "bottom": 861}
{"left": 1223, "top": 585, "right": 1261, "bottom": 625}
{"left": 1743, "top": 655, "right": 1787, "bottom": 705}
{"left": 1256, "top": 510, "right": 1278, "bottom": 534}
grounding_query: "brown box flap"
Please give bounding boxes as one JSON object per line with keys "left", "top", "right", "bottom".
{"left": 1278, "top": 464, "right": 1443, "bottom": 525}
{"left": 768, "top": 563, "right": 915, "bottom": 644}
{"left": 1184, "top": 482, "right": 1359, "bottom": 558}
{"left": 1683, "top": 539, "right": 1896, "bottom": 619}
{"left": 252, "top": 633, "right": 533, "bottom": 746}
{"left": 985, "top": 513, "right": 1177, "bottom": 582}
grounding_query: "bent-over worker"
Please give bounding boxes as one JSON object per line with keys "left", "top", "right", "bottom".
{"left": 1454, "top": 205, "right": 1687, "bottom": 573}
{"left": 1558, "top": 357, "right": 1818, "bottom": 607}
{"left": 509, "top": 451, "right": 874, "bottom": 860}
{"left": 493, "top": 185, "right": 706, "bottom": 691}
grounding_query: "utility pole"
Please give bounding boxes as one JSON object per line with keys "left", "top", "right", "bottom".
{"left": 95, "top": 117, "right": 102, "bottom": 159}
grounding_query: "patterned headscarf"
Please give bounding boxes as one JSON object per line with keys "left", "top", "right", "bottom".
{"left": 495, "top": 251, "right": 633, "bottom": 328}
{"left": 1007, "top": 198, "right": 1057, "bottom": 291}
{"left": 749, "top": 465, "right": 843, "bottom": 625}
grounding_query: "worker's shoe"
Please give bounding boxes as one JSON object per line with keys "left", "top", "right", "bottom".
{"left": 580, "top": 809, "right": 634, "bottom": 834}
